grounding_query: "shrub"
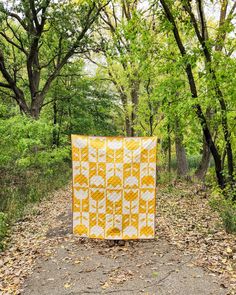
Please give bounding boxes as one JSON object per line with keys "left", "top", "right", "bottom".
{"left": 0, "top": 213, "right": 8, "bottom": 249}
{"left": 210, "top": 192, "right": 236, "bottom": 234}
{"left": 0, "top": 115, "right": 71, "bottom": 246}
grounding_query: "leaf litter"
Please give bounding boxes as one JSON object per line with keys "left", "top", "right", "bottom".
{"left": 157, "top": 183, "right": 236, "bottom": 294}
{"left": 0, "top": 183, "right": 235, "bottom": 294}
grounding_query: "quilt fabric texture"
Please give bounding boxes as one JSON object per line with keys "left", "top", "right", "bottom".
{"left": 72, "top": 135, "right": 157, "bottom": 240}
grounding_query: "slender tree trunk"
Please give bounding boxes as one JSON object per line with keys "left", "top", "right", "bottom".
{"left": 130, "top": 80, "right": 139, "bottom": 137}
{"left": 149, "top": 115, "right": 153, "bottom": 136}
{"left": 195, "top": 136, "right": 210, "bottom": 180}
{"left": 167, "top": 124, "right": 171, "bottom": 176}
{"left": 174, "top": 119, "right": 189, "bottom": 178}
{"left": 68, "top": 99, "right": 72, "bottom": 133}
{"left": 52, "top": 100, "right": 58, "bottom": 147}
{"left": 183, "top": 0, "right": 234, "bottom": 183}
{"left": 175, "top": 136, "right": 189, "bottom": 178}
{"left": 195, "top": 107, "right": 212, "bottom": 180}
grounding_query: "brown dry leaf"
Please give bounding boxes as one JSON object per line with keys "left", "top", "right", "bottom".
{"left": 227, "top": 247, "right": 233, "bottom": 254}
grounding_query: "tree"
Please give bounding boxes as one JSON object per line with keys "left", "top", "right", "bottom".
{"left": 0, "top": 0, "right": 110, "bottom": 118}
{"left": 90, "top": 1, "right": 153, "bottom": 136}
{"left": 158, "top": 0, "right": 235, "bottom": 191}
{"left": 195, "top": 0, "right": 236, "bottom": 181}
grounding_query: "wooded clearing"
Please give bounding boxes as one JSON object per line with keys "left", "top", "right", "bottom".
{"left": 0, "top": 0, "right": 235, "bottom": 294}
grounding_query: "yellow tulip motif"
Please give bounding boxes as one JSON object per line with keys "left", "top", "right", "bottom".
{"left": 72, "top": 135, "right": 157, "bottom": 239}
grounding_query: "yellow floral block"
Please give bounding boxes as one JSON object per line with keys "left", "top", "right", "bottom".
{"left": 71, "top": 135, "right": 157, "bottom": 240}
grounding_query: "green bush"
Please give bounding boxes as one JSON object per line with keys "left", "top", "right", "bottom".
{"left": 167, "top": 155, "right": 202, "bottom": 171}
{"left": 0, "top": 213, "right": 8, "bottom": 249}
{"left": 0, "top": 115, "right": 71, "bottom": 246}
{"left": 210, "top": 193, "right": 236, "bottom": 233}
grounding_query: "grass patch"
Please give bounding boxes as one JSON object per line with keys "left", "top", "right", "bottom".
{"left": 0, "top": 163, "right": 71, "bottom": 249}
{"left": 210, "top": 193, "right": 236, "bottom": 234}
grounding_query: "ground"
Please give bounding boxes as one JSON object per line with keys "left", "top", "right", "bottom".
{"left": 0, "top": 184, "right": 235, "bottom": 294}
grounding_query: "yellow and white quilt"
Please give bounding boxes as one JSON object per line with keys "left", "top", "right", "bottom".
{"left": 71, "top": 135, "right": 157, "bottom": 240}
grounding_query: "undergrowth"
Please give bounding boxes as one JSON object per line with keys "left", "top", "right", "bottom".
{"left": 0, "top": 164, "right": 71, "bottom": 250}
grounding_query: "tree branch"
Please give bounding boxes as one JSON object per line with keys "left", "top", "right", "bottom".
{"left": 0, "top": 49, "right": 29, "bottom": 113}
{"left": 0, "top": 31, "right": 27, "bottom": 54}
{"left": 6, "top": 12, "right": 28, "bottom": 31}
{"left": 0, "top": 82, "right": 11, "bottom": 88}
{"left": 39, "top": 1, "right": 111, "bottom": 103}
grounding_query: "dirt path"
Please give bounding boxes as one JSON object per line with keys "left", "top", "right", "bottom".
{"left": 24, "top": 219, "right": 225, "bottom": 295}
{"left": 0, "top": 185, "right": 235, "bottom": 294}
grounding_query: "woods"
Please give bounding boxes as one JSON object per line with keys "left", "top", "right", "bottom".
{"left": 0, "top": 0, "right": 236, "bottom": 240}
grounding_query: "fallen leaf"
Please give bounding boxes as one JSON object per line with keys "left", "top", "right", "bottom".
{"left": 64, "top": 282, "right": 71, "bottom": 288}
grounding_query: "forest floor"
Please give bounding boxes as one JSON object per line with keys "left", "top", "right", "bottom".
{"left": 0, "top": 183, "right": 236, "bottom": 295}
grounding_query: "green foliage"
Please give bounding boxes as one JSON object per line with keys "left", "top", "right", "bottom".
{"left": 0, "top": 60, "right": 121, "bottom": 244}
{"left": 0, "top": 213, "right": 8, "bottom": 248}
{"left": 0, "top": 111, "right": 71, "bottom": 244}
{"left": 170, "top": 155, "right": 202, "bottom": 171}
{"left": 210, "top": 193, "right": 236, "bottom": 234}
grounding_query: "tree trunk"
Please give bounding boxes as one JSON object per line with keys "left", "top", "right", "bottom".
{"left": 174, "top": 120, "right": 189, "bottom": 178}
{"left": 167, "top": 123, "right": 171, "bottom": 176}
{"left": 125, "top": 115, "right": 132, "bottom": 136}
{"left": 195, "top": 136, "right": 210, "bottom": 180}
{"left": 183, "top": 0, "right": 234, "bottom": 183}
{"left": 195, "top": 108, "right": 212, "bottom": 180}
{"left": 52, "top": 100, "right": 58, "bottom": 147}
{"left": 130, "top": 79, "right": 139, "bottom": 137}
{"left": 120, "top": 92, "right": 132, "bottom": 136}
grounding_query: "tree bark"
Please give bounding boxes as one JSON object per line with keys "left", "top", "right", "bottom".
{"left": 52, "top": 99, "right": 58, "bottom": 147}
{"left": 195, "top": 107, "right": 212, "bottom": 180}
{"left": 119, "top": 91, "right": 132, "bottom": 136}
{"left": 167, "top": 123, "right": 171, "bottom": 175}
{"left": 195, "top": 136, "right": 210, "bottom": 180}
{"left": 174, "top": 119, "right": 189, "bottom": 178}
{"left": 130, "top": 79, "right": 139, "bottom": 137}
